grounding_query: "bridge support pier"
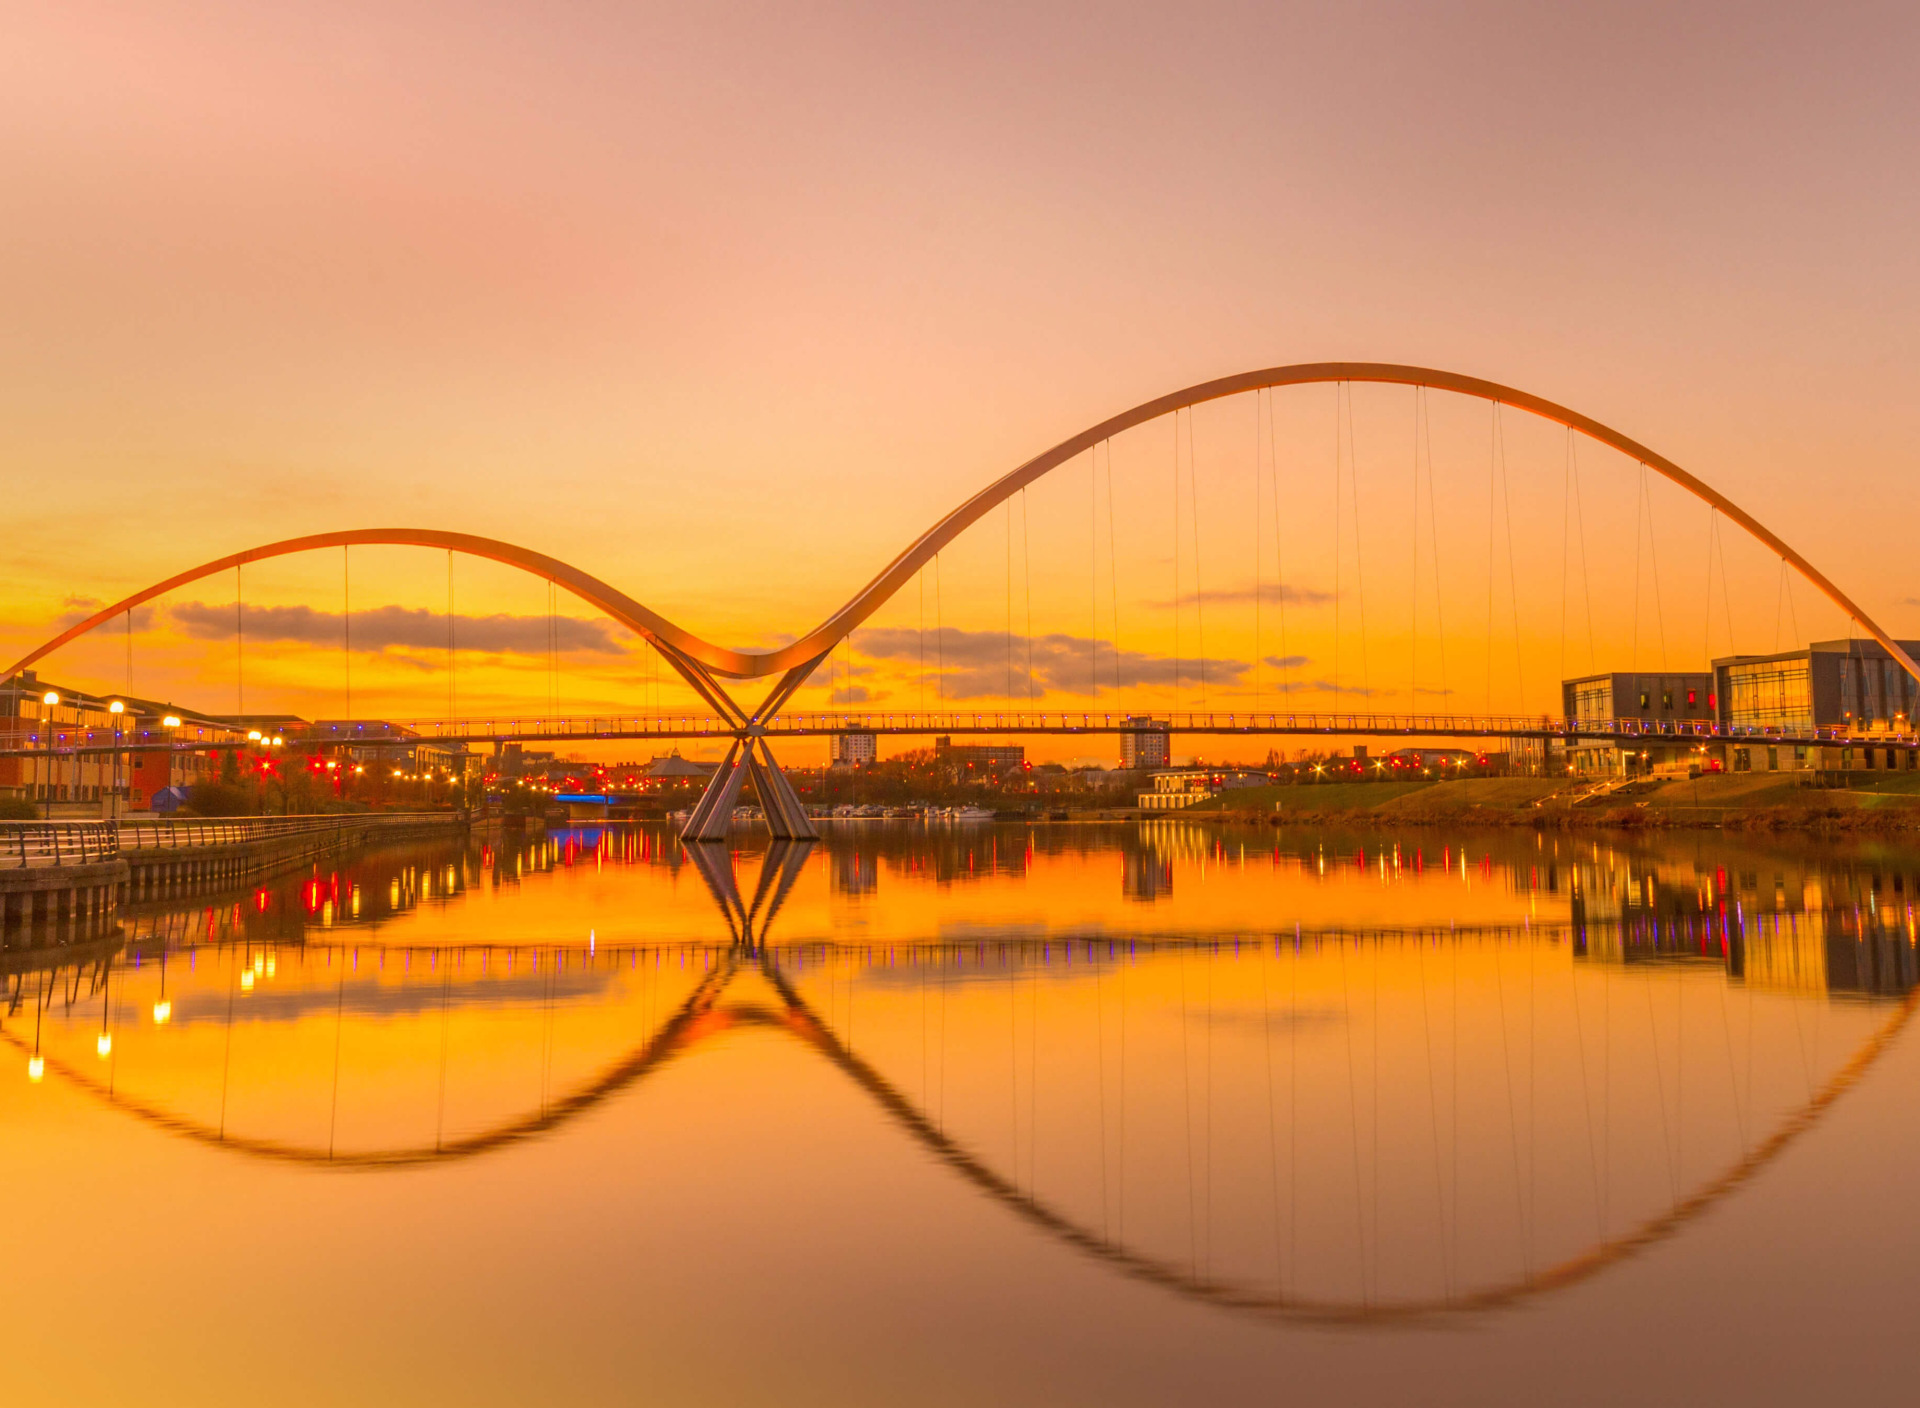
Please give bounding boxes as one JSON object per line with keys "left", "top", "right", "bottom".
{"left": 668, "top": 647, "right": 825, "bottom": 845}
{"left": 682, "top": 735, "right": 817, "bottom": 842}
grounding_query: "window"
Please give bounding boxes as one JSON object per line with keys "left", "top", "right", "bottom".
{"left": 1726, "top": 660, "right": 1814, "bottom": 733}
{"left": 1662, "top": 690, "right": 1674, "bottom": 711}
{"left": 1639, "top": 692, "right": 1650, "bottom": 711}
{"left": 1686, "top": 689, "right": 1698, "bottom": 707}
{"left": 1767, "top": 747, "right": 1779, "bottom": 770}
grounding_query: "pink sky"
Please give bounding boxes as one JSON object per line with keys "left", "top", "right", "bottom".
{"left": 3, "top": 1, "right": 1916, "bottom": 749}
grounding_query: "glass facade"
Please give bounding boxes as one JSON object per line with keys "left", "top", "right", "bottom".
{"left": 1572, "top": 683, "right": 1612, "bottom": 724}
{"left": 1726, "top": 660, "right": 1813, "bottom": 732}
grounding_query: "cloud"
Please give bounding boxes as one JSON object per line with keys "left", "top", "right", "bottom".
{"left": 1263, "top": 654, "right": 1310, "bottom": 669}
{"left": 1150, "top": 581, "right": 1333, "bottom": 610}
{"left": 169, "top": 602, "right": 632, "bottom": 656}
{"left": 53, "top": 596, "right": 157, "bottom": 631}
{"left": 830, "top": 685, "right": 884, "bottom": 704}
{"left": 1300, "top": 679, "right": 1384, "bottom": 697}
{"left": 851, "top": 625, "right": 1249, "bottom": 700}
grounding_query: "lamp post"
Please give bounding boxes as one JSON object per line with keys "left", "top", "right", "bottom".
{"left": 108, "top": 700, "right": 125, "bottom": 819}
{"left": 162, "top": 715, "right": 181, "bottom": 810}
{"left": 40, "top": 691, "right": 59, "bottom": 820}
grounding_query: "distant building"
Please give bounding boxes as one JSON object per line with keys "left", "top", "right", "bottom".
{"left": 640, "top": 751, "right": 715, "bottom": 785}
{"left": 1384, "top": 747, "right": 1477, "bottom": 771}
{"left": 934, "top": 736, "right": 1024, "bottom": 773}
{"left": 1711, "top": 639, "right": 1920, "bottom": 775}
{"left": 830, "top": 731, "right": 877, "bottom": 766}
{"left": 1559, "top": 671, "right": 1716, "bottom": 775}
{"left": 1120, "top": 717, "right": 1170, "bottom": 770}
{"left": 0, "top": 669, "right": 138, "bottom": 811}
{"left": 1137, "top": 768, "right": 1267, "bottom": 811}
{"left": 1714, "top": 639, "right": 1920, "bottom": 735}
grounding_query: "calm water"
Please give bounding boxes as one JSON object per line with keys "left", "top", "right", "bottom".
{"left": 6, "top": 821, "right": 1920, "bottom": 1406}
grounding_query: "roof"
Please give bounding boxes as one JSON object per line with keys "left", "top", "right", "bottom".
{"left": 644, "top": 753, "right": 714, "bottom": 778}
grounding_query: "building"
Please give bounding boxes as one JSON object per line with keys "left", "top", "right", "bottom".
{"left": 1, "top": 670, "right": 124, "bottom": 811}
{"left": 1137, "top": 768, "right": 1268, "bottom": 811}
{"left": 1384, "top": 746, "right": 1478, "bottom": 772}
{"left": 1715, "top": 639, "right": 1920, "bottom": 735}
{"left": 934, "top": 736, "right": 1024, "bottom": 774}
{"left": 638, "top": 752, "right": 715, "bottom": 787}
{"left": 1712, "top": 639, "right": 1920, "bottom": 774}
{"left": 1120, "top": 717, "right": 1170, "bottom": 770}
{"left": 1559, "top": 670, "right": 1716, "bottom": 775}
{"left": 830, "top": 731, "right": 877, "bottom": 766}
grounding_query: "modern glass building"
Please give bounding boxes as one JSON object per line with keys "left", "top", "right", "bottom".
{"left": 1557, "top": 671, "right": 1715, "bottom": 774}
{"left": 1714, "top": 640, "right": 1920, "bottom": 733}
{"left": 1711, "top": 639, "right": 1920, "bottom": 774}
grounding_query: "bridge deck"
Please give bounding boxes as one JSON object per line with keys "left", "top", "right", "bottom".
{"left": 5, "top": 709, "right": 1914, "bottom": 758}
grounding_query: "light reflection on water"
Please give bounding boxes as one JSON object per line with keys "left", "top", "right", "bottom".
{"left": 5, "top": 821, "right": 1920, "bottom": 1405}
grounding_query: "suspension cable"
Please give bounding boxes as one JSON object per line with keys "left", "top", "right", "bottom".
{"left": 1495, "top": 404, "right": 1524, "bottom": 711}
{"left": 1420, "top": 388, "right": 1449, "bottom": 706}
{"left": 1022, "top": 488, "right": 1035, "bottom": 705}
{"left": 1189, "top": 405, "right": 1208, "bottom": 708}
{"left": 1346, "top": 383, "right": 1371, "bottom": 705}
{"left": 1105, "top": 440, "right": 1121, "bottom": 707}
{"left": 1569, "top": 431, "right": 1597, "bottom": 676}
{"left": 1089, "top": 440, "right": 1102, "bottom": 702}
{"left": 1270, "top": 393, "right": 1291, "bottom": 703}
{"left": 447, "top": 549, "right": 455, "bottom": 723}
{"left": 1005, "top": 497, "right": 1014, "bottom": 702}
{"left": 1173, "top": 408, "right": 1182, "bottom": 708}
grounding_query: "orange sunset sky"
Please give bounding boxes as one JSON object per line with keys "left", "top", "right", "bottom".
{"left": 3, "top": 2, "right": 1917, "bottom": 762}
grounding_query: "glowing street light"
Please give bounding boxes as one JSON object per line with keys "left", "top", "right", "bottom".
{"left": 40, "top": 691, "right": 59, "bottom": 819}
{"left": 27, "top": 1056, "right": 45, "bottom": 1082}
{"left": 107, "top": 699, "right": 126, "bottom": 818}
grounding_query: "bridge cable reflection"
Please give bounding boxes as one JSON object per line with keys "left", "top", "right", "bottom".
{"left": 8, "top": 916, "right": 1917, "bottom": 1323}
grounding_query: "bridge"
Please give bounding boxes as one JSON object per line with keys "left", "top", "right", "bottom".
{"left": 9, "top": 362, "right": 1915, "bottom": 841}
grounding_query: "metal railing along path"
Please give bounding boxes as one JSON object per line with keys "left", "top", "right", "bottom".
{"left": 2, "top": 812, "right": 457, "bottom": 869}
{"left": 0, "top": 820, "right": 119, "bottom": 869}
{"left": 118, "top": 812, "right": 457, "bottom": 852}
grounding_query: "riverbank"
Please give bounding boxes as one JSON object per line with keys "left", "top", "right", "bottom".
{"left": 1176, "top": 773, "right": 1920, "bottom": 830}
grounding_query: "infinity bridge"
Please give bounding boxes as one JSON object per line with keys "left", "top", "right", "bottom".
{"left": 11, "top": 362, "right": 1917, "bottom": 838}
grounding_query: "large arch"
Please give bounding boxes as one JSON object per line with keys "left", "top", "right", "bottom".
{"left": 774, "top": 363, "right": 1920, "bottom": 683}
{"left": 11, "top": 365, "right": 1913, "bottom": 686}
{"left": 0, "top": 527, "right": 735, "bottom": 701}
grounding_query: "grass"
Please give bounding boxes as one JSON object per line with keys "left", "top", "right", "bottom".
{"left": 1183, "top": 780, "right": 1435, "bottom": 813}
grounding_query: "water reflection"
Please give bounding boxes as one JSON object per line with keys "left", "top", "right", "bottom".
{"left": 5, "top": 821, "right": 1920, "bottom": 1326}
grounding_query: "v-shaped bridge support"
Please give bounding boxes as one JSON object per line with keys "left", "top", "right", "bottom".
{"left": 652, "top": 644, "right": 825, "bottom": 842}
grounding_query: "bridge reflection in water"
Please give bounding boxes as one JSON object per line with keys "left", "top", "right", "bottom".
{"left": 5, "top": 822, "right": 1919, "bottom": 1324}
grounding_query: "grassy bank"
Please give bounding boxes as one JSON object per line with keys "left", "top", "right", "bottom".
{"left": 1178, "top": 773, "right": 1920, "bottom": 831}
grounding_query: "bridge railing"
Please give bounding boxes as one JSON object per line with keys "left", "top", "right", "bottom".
{"left": 0, "top": 820, "right": 120, "bottom": 869}
{"left": 118, "top": 812, "right": 457, "bottom": 853}
{"left": 10, "top": 712, "right": 1920, "bottom": 753}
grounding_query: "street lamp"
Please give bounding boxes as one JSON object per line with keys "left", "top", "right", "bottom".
{"left": 40, "top": 691, "right": 58, "bottom": 819}
{"left": 161, "top": 715, "right": 181, "bottom": 809}
{"left": 108, "top": 700, "right": 124, "bottom": 818}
